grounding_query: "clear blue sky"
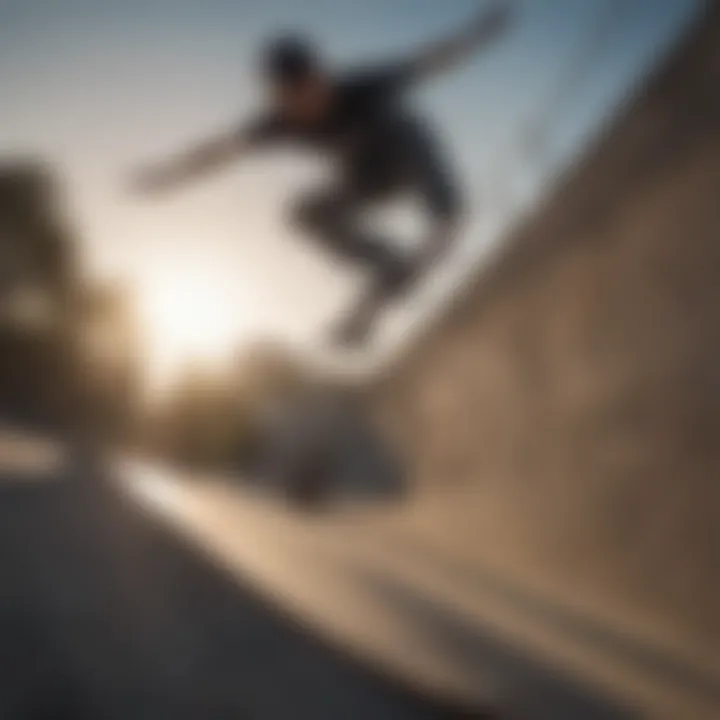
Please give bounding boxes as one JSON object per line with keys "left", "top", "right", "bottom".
{"left": 0, "top": 0, "right": 701, "bottom": 372}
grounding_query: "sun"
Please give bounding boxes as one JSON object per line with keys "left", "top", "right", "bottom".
{"left": 135, "top": 266, "right": 251, "bottom": 389}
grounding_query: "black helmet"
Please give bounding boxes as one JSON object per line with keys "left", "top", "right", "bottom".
{"left": 262, "top": 34, "right": 319, "bottom": 85}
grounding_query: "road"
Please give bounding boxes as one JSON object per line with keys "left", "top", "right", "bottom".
{"left": 1, "top": 429, "right": 718, "bottom": 719}
{"left": 0, "top": 430, "right": 478, "bottom": 720}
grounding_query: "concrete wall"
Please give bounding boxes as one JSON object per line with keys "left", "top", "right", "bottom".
{"left": 370, "top": 3, "right": 720, "bottom": 651}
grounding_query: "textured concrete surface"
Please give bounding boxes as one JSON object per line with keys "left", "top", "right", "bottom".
{"left": 370, "top": 0, "right": 720, "bottom": 678}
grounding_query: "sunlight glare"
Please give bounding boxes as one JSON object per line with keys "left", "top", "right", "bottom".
{"left": 136, "top": 264, "right": 253, "bottom": 389}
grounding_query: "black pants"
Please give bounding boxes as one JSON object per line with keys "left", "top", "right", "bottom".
{"left": 289, "top": 119, "right": 462, "bottom": 295}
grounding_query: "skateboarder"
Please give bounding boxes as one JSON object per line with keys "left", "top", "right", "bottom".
{"left": 130, "top": 2, "right": 513, "bottom": 346}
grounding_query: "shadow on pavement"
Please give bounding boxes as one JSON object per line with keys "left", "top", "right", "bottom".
{"left": 378, "top": 530, "right": 720, "bottom": 709}
{"left": 354, "top": 564, "right": 639, "bottom": 720}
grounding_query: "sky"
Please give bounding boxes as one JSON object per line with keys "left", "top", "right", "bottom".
{"left": 0, "top": 0, "right": 701, "bottom": 379}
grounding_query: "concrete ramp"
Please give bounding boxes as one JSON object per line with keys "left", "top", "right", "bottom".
{"left": 370, "top": 0, "right": 720, "bottom": 702}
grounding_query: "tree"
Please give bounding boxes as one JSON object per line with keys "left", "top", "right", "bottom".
{"left": 0, "top": 161, "right": 78, "bottom": 324}
{"left": 0, "top": 160, "right": 141, "bottom": 439}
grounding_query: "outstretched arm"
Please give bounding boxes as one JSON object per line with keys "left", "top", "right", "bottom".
{"left": 402, "top": 1, "right": 513, "bottom": 83}
{"left": 129, "top": 116, "right": 281, "bottom": 195}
